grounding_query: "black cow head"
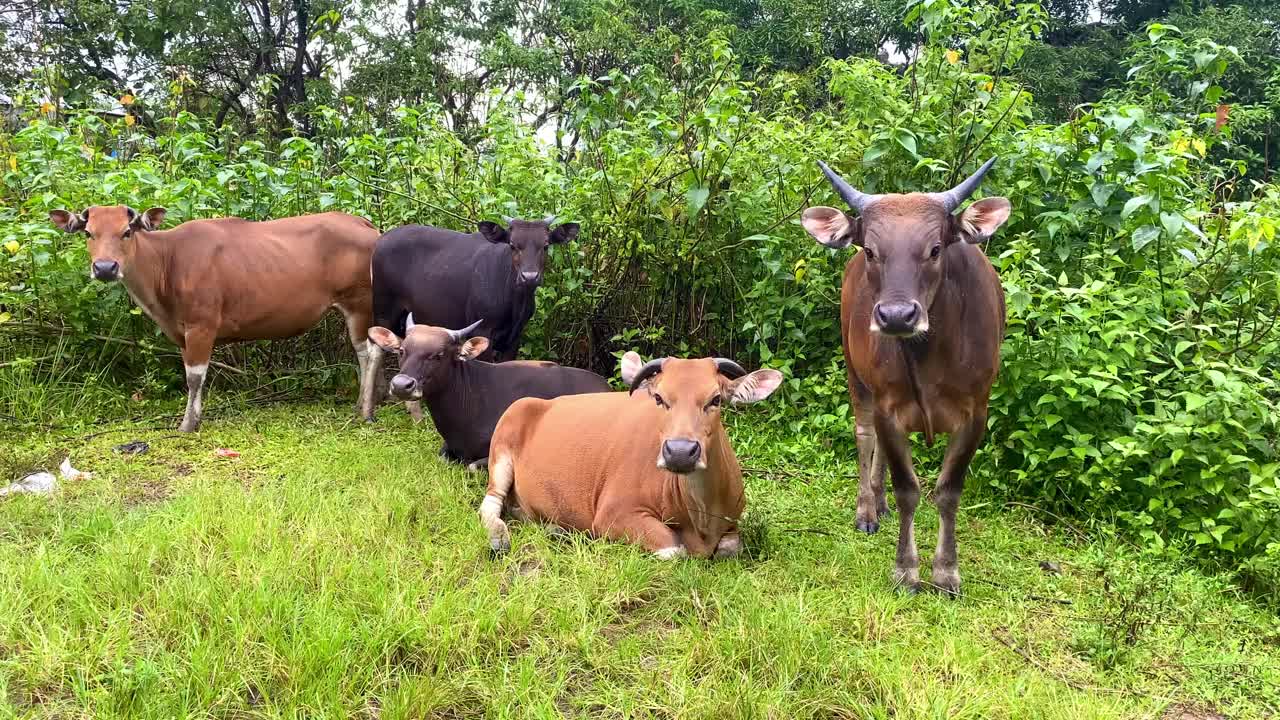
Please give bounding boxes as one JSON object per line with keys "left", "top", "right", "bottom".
{"left": 476, "top": 215, "right": 579, "bottom": 288}
{"left": 367, "top": 316, "right": 488, "bottom": 399}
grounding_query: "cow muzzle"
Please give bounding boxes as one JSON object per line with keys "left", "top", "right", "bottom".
{"left": 659, "top": 438, "right": 703, "bottom": 474}
{"left": 871, "top": 300, "right": 926, "bottom": 337}
{"left": 91, "top": 260, "right": 121, "bottom": 281}
{"left": 518, "top": 270, "right": 542, "bottom": 287}
{"left": 389, "top": 374, "right": 421, "bottom": 399}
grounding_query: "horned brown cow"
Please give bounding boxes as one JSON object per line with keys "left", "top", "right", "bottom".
{"left": 49, "top": 205, "right": 380, "bottom": 432}
{"left": 479, "top": 354, "right": 782, "bottom": 559}
{"left": 801, "top": 158, "right": 1011, "bottom": 595}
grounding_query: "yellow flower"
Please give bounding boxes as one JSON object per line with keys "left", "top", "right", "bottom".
{"left": 982, "top": 81, "right": 994, "bottom": 92}
{"left": 945, "top": 49, "right": 960, "bottom": 65}
{"left": 124, "top": 114, "right": 136, "bottom": 127}
{"left": 4, "top": 240, "right": 20, "bottom": 254}
{"left": 120, "top": 93, "right": 134, "bottom": 106}
{"left": 7, "top": 156, "right": 15, "bottom": 172}
{"left": 0, "top": 312, "right": 11, "bottom": 324}
{"left": 40, "top": 101, "right": 54, "bottom": 114}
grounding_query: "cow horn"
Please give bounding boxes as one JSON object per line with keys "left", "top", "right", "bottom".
{"left": 931, "top": 157, "right": 998, "bottom": 212}
{"left": 817, "top": 160, "right": 877, "bottom": 213}
{"left": 713, "top": 358, "right": 747, "bottom": 380}
{"left": 449, "top": 319, "right": 484, "bottom": 342}
{"left": 501, "top": 215, "right": 516, "bottom": 225}
{"left": 629, "top": 358, "right": 667, "bottom": 395}
{"left": 542, "top": 213, "right": 556, "bottom": 225}
{"left": 405, "top": 312, "right": 416, "bottom": 332}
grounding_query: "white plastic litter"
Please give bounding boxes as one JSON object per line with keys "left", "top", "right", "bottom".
{"left": 0, "top": 457, "right": 92, "bottom": 497}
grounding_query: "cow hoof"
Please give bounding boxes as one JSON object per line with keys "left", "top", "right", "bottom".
{"left": 931, "top": 569, "right": 962, "bottom": 598}
{"left": 178, "top": 423, "right": 199, "bottom": 433}
{"left": 856, "top": 518, "right": 880, "bottom": 534}
{"left": 891, "top": 568, "right": 921, "bottom": 594}
{"left": 489, "top": 539, "right": 510, "bottom": 558}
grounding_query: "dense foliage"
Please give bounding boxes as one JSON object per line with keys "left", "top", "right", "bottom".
{"left": 2, "top": 0, "right": 1277, "bottom": 594}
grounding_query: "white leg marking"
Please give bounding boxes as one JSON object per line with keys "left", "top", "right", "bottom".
{"left": 360, "top": 341, "right": 383, "bottom": 420}
{"left": 479, "top": 454, "right": 515, "bottom": 552}
{"left": 654, "top": 545, "right": 687, "bottom": 560}
{"left": 180, "top": 363, "right": 208, "bottom": 432}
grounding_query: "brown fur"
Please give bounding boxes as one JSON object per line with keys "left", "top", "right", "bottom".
{"left": 805, "top": 180, "right": 1011, "bottom": 595}
{"left": 52, "top": 205, "right": 380, "bottom": 431}
{"left": 481, "top": 358, "right": 781, "bottom": 558}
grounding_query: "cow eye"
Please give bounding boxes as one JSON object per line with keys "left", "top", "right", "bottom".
{"left": 863, "top": 247, "right": 875, "bottom": 262}
{"left": 653, "top": 393, "right": 669, "bottom": 409}
{"left": 930, "top": 244, "right": 942, "bottom": 259}
{"left": 705, "top": 394, "right": 722, "bottom": 410}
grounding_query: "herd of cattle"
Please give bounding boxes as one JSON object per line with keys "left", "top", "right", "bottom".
{"left": 48, "top": 159, "right": 1010, "bottom": 594}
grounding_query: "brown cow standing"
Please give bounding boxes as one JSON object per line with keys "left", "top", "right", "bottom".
{"left": 49, "top": 205, "right": 380, "bottom": 432}
{"left": 801, "top": 158, "right": 1011, "bottom": 595}
{"left": 480, "top": 355, "right": 783, "bottom": 559}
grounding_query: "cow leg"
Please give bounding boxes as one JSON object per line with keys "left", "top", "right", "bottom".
{"left": 479, "top": 453, "right": 516, "bottom": 555}
{"left": 178, "top": 329, "right": 215, "bottom": 433}
{"left": 713, "top": 532, "right": 742, "bottom": 559}
{"left": 931, "top": 412, "right": 987, "bottom": 596}
{"left": 406, "top": 400, "right": 425, "bottom": 423}
{"left": 360, "top": 341, "right": 383, "bottom": 421}
{"left": 875, "top": 412, "right": 921, "bottom": 592}
{"left": 595, "top": 512, "right": 683, "bottom": 559}
{"left": 854, "top": 412, "right": 882, "bottom": 533}
{"left": 341, "top": 306, "right": 378, "bottom": 421}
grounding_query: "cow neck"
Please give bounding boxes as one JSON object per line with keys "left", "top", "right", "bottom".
{"left": 672, "top": 425, "right": 743, "bottom": 539}
{"left": 423, "top": 358, "right": 487, "bottom": 440}
{"left": 122, "top": 230, "right": 175, "bottom": 331}
{"left": 898, "top": 248, "right": 969, "bottom": 448}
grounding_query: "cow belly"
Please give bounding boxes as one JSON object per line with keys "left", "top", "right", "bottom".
{"left": 879, "top": 390, "right": 978, "bottom": 435}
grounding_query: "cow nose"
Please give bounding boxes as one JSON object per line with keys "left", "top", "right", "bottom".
{"left": 661, "top": 439, "right": 702, "bottom": 474}
{"left": 519, "top": 271, "right": 541, "bottom": 285}
{"left": 92, "top": 260, "right": 120, "bottom": 281}
{"left": 389, "top": 374, "right": 418, "bottom": 398}
{"left": 873, "top": 301, "right": 920, "bottom": 335}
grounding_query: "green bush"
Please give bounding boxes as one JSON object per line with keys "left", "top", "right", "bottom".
{"left": 1, "top": 4, "right": 1277, "bottom": 592}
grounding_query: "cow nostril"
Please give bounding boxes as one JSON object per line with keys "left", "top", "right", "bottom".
{"left": 390, "top": 375, "right": 417, "bottom": 395}
{"left": 902, "top": 303, "right": 920, "bottom": 325}
{"left": 92, "top": 260, "right": 120, "bottom": 280}
{"left": 873, "top": 303, "right": 891, "bottom": 327}
{"left": 520, "top": 271, "right": 540, "bottom": 284}
{"left": 662, "top": 439, "right": 701, "bottom": 471}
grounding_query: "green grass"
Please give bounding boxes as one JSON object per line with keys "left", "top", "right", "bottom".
{"left": 1, "top": 401, "right": 1278, "bottom": 719}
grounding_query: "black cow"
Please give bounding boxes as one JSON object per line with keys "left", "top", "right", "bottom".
{"left": 361, "top": 215, "right": 579, "bottom": 420}
{"left": 366, "top": 317, "right": 610, "bottom": 467}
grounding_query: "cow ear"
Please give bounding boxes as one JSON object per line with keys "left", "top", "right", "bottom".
{"left": 549, "top": 222, "right": 579, "bottom": 244}
{"left": 801, "top": 206, "right": 859, "bottom": 249}
{"left": 367, "top": 326, "right": 401, "bottom": 351}
{"left": 50, "top": 209, "right": 86, "bottom": 233}
{"left": 134, "top": 207, "right": 166, "bottom": 231}
{"left": 956, "top": 197, "right": 1010, "bottom": 244}
{"left": 728, "top": 369, "right": 784, "bottom": 405}
{"left": 459, "top": 337, "right": 490, "bottom": 361}
{"left": 619, "top": 351, "right": 645, "bottom": 386}
{"left": 477, "top": 221, "right": 509, "bottom": 244}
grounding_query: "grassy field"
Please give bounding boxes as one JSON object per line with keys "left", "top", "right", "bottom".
{"left": 1, "top": 399, "right": 1278, "bottom": 719}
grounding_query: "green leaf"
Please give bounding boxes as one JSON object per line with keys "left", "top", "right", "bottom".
{"left": 862, "top": 142, "right": 889, "bottom": 164}
{"left": 1184, "top": 392, "right": 1209, "bottom": 412}
{"left": 1122, "top": 194, "right": 1152, "bottom": 219}
{"left": 1160, "top": 212, "right": 1184, "bottom": 239}
{"left": 891, "top": 128, "right": 917, "bottom": 155}
{"left": 1090, "top": 182, "right": 1116, "bottom": 208}
{"left": 1131, "top": 225, "right": 1160, "bottom": 252}
{"left": 686, "top": 186, "right": 710, "bottom": 217}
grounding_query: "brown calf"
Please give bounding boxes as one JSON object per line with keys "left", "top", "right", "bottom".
{"left": 801, "top": 159, "right": 1011, "bottom": 595}
{"left": 480, "top": 355, "right": 782, "bottom": 559}
{"left": 50, "top": 205, "right": 380, "bottom": 431}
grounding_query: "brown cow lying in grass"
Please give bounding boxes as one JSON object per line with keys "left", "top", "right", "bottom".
{"left": 479, "top": 354, "right": 782, "bottom": 559}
